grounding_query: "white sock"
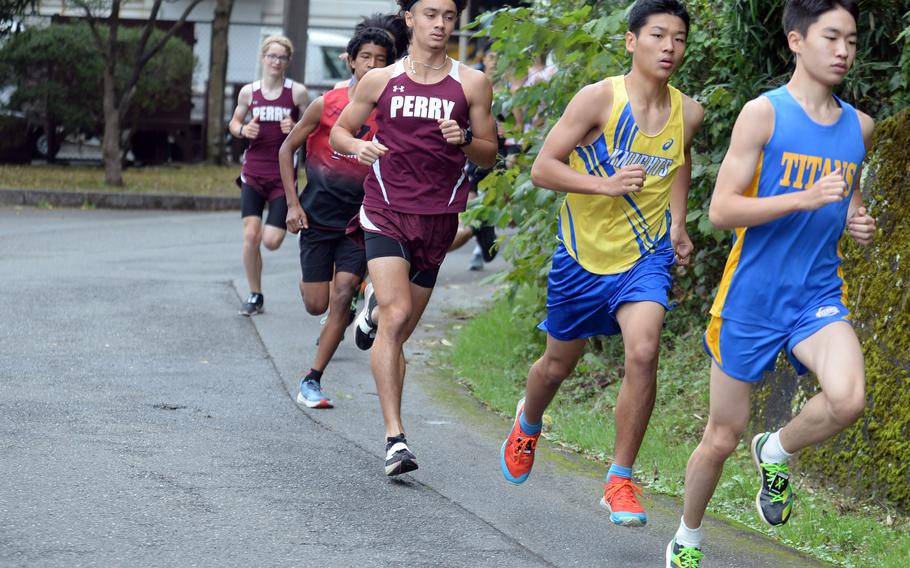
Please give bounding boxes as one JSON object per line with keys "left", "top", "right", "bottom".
{"left": 674, "top": 517, "right": 704, "bottom": 548}
{"left": 760, "top": 430, "right": 794, "bottom": 464}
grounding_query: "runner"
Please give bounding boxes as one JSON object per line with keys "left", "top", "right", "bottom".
{"left": 666, "top": 1, "right": 875, "bottom": 566}
{"left": 498, "top": 0, "right": 703, "bottom": 530}
{"left": 229, "top": 36, "right": 308, "bottom": 315}
{"left": 330, "top": 0, "right": 497, "bottom": 476}
{"left": 278, "top": 28, "right": 396, "bottom": 408}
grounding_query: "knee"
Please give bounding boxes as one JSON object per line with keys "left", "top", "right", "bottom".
{"left": 828, "top": 385, "right": 866, "bottom": 427}
{"left": 378, "top": 304, "right": 410, "bottom": 340}
{"left": 303, "top": 299, "right": 327, "bottom": 316}
{"left": 702, "top": 423, "right": 744, "bottom": 460}
{"left": 262, "top": 233, "right": 283, "bottom": 251}
{"left": 536, "top": 355, "right": 575, "bottom": 387}
{"left": 243, "top": 226, "right": 262, "bottom": 248}
{"left": 329, "top": 285, "right": 355, "bottom": 313}
{"left": 625, "top": 338, "right": 660, "bottom": 372}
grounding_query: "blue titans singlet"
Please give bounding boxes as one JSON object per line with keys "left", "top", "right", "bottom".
{"left": 709, "top": 86, "right": 866, "bottom": 330}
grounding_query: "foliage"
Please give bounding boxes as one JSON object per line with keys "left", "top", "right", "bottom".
{"left": 0, "top": 22, "right": 194, "bottom": 140}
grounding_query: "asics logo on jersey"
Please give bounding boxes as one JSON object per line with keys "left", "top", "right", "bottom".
{"left": 392, "top": 85, "right": 405, "bottom": 93}
{"left": 779, "top": 152, "right": 859, "bottom": 191}
{"left": 608, "top": 148, "right": 674, "bottom": 177}
{"left": 662, "top": 138, "right": 674, "bottom": 151}
{"left": 390, "top": 95, "right": 455, "bottom": 120}
{"left": 815, "top": 306, "right": 840, "bottom": 318}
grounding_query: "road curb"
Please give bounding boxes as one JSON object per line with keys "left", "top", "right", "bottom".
{"left": 0, "top": 188, "right": 239, "bottom": 211}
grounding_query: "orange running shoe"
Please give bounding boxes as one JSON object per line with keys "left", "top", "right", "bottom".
{"left": 500, "top": 398, "right": 540, "bottom": 484}
{"left": 601, "top": 477, "right": 647, "bottom": 526}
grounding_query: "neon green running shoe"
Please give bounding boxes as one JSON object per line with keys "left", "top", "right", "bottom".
{"left": 665, "top": 538, "right": 703, "bottom": 567}
{"left": 751, "top": 432, "right": 795, "bottom": 526}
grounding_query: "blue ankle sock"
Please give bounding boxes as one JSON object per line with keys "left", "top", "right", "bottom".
{"left": 607, "top": 464, "right": 632, "bottom": 482}
{"left": 519, "top": 411, "right": 542, "bottom": 435}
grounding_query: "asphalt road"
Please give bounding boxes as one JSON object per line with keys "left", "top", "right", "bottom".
{"left": 0, "top": 207, "right": 823, "bottom": 567}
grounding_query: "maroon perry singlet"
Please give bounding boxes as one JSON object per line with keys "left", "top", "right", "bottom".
{"left": 362, "top": 59, "right": 471, "bottom": 215}
{"left": 242, "top": 78, "right": 300, "bottom": 179}
{"left": 300, "top": 87, "right": 378, "bottom": 229}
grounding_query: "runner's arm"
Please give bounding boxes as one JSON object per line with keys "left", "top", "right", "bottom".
{"left": 709, "top": 97, "right": 846, "bottom": 229}
{"left": 228, "top": 85, "right": 252, "bottom": 138}
{"left": 531, "top": 82, "right": 644, "bottom": 197}
{"left": 455, "top": 68, "right": 497, "bottom": 168}
{"left": 669, "top": 96, "right": 705, "bottom": 265}
{"left": 330, "top": 69, "right": 387, "bottom": 164}
{"left": 280, "top": 96, "right": 324, "bottom": 210}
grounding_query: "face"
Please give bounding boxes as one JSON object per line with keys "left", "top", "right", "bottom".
{"left": 350, "top": 42, "right": 389, "bottom": 80}
{"left": 482, "top": 51, "right": 497, "bottom": 73}
{"left": 788, "top": 7, "right": 857, "bottom": 86}
{"left": 405, "top": 0, "right": 458, "bottom": 51}
{"left": 261, "top": 43, "right": 290, "bottom": 76}
{"left": 625, "top": 13, "right": 688, "bottom": 79}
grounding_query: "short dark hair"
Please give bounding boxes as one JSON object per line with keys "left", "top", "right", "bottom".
{"left": 628, "top": 0, "right": 690, "bottom": 36}
{"left": 356, "top": 13, "right": 409, "bottom": 60}
{"left": 347, "top": 27, "right": 396, "bottom": 66}
{"left": 397, "top": 0, "right": 465, "bottom": 16}
{"left": 783, "top": 0, "right": 859, "bottom": 37}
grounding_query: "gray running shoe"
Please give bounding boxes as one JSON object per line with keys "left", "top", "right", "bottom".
{"left": 751, "top": 432, "right": 795, "bottom": 526}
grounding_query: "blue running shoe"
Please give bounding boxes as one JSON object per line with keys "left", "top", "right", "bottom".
{"left": 296, "top": 378, "right": 333, "bottom": 409}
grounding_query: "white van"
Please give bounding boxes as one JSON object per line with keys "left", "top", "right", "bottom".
{"left": 305, "top": 29, "right": 352, "bottom": 94}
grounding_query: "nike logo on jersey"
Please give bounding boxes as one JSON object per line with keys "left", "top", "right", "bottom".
{"left": 252, "top": 106, "right": 292, "bottom": 122}
{"left": 779, "top": 152, "right": 859, "bottom": 190}
{"left": 608, "top": 148, "right": 674, "bottom": 177}
{"left": 389, "top": 95, "right": 455, "bottom": 120}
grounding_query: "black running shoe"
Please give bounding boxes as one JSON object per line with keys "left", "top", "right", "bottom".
{"left": 751, "top": 432, "right": 795, "bottom": 526}
{"left": 666, "top": 538, "right": 703, "bottom": 568}
{"left": 385, "top": 434, "right": 418, "bottom": 476}
{"left": 354, "top": 283, "right": 378, "bottom": 350}
{"left": 239, "top": 293, "right": 264, "bottom": 316}
{"left": 474, "top": 224, "right": 498, "bottom": 262}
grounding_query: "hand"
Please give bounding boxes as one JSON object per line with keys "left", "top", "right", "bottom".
{"left": 670, "top": 227, "right": 694, "bottom": 266}
{"left": 355, "top": 139, "right": 388, "bottom": 165}
{"left": 243, "top": 116, "right": 260, "bottom": 139}
{"left": 801, "top": 169, "right": 846, "bottom": 211}
{"left": 280, "top": 114, "right": 295, "bottom": 134}
{"left": 437, "top": 119, "right": 465, "bottom": 145}
{"left": 600, "top": 164, "right": 646, "bottom": 196}
{"left": 286, "top": 204, "right": 308, "bottom": 233}
{"left": 847, "top": 206, "right": 876, "bottom": 246}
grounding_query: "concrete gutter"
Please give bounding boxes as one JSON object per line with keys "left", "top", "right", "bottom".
{"left": 0, "top": 188, "right": 239, "bottom": 211}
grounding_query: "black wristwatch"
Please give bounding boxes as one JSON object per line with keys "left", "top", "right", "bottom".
{"left": 458, "top": 127, "right": 473, "bottom": 147}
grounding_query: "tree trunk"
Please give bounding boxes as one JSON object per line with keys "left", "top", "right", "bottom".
{"left": 206, "top": 0, "right": 233, "bottom": 165}
{"left": 102, "top": 67, "right": 123, "bottom": 186}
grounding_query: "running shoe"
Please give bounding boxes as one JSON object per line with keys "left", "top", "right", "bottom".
{"left": 467, "top": 251, "right": 484, "bottom": 271}
{"left": 665, "top": 538, "right": 703, "bottom": 568}
{"left": 474, "top": 224, "right": 498, "bottom": 262}
{"left": 500, "top": 398, "right": 540, "bottom": 485}
{"left": 239, "top": 292, "right": 264, "bottom": 316}
{"left": 751, "top": 432, "right": 794, "bottom": 526}
{"left": 385, "top": 434, "right": 418, "bottom": 476}
{"left": 296, "top": 378, "right": 333, "bottom": 408}
{"left": 354, "top": 282, "right": 378, "bottom": 351}
{"left": 601, "top": 477, "right": 647, "bottom": 526}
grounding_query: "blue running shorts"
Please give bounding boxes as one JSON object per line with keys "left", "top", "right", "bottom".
{"left": 538, "top": 237, "right": 675, "bottom": 341}
{"left": 703, "top": 299, "right": 851, "bottom": 382}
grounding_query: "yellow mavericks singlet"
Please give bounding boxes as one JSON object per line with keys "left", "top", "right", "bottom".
{"left": 557, "top": 75, "right": 686, "bottom": 274}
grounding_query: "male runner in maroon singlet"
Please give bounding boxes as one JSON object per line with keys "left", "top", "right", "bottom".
{"left": 330, "top": 0, "right": 497, "bottom": 476}
{"left": 229, "top": 36, "right": 308, "bottom": 316}
{"left": 278, "top": 28, "right": 395, "bottom": 409}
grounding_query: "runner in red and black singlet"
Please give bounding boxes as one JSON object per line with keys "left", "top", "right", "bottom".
{"left": 277, "top": 27, "right": 397, "bottom": 410}
{"left": 229, "top": 35, "right": 308, "bottom": 316}
{"left": 330, "top": 0, "right": 497, "bottom": 476}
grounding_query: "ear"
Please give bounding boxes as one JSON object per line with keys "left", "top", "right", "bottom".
{"left": 625, "top": 30, "right": 636, "bottom": 55}
{"left": 786, "top": 30, "right": 803, "bottom": 56}
{"left": 404, "top": 10, "right": 414, "bottom": 28}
